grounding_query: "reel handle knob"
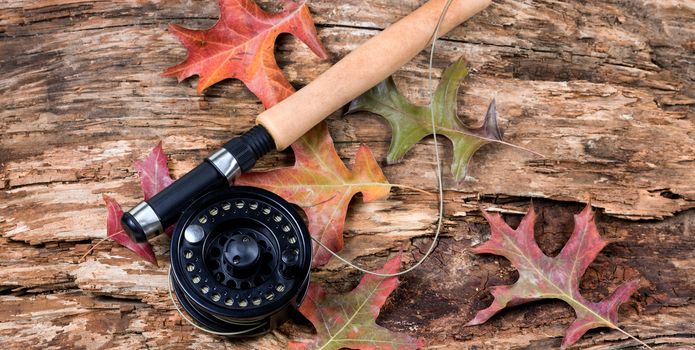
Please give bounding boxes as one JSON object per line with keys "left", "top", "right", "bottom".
{"left": 121, "top": 126, "right": 275, "bottom": 243}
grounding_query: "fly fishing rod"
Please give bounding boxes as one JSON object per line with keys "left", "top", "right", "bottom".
{"left": 121, "top": 0, "right": 492, "bottom": 336}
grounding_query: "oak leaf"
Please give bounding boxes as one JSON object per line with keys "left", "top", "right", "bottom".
{"left": 348, "top": 57, "right": 508, "bottom": 182}
{"left": 468, "top": 204, "right": 640, "bottom": 348}
{"left": 164, "top": 0, "right": 328, "bottom": 108}
{"left": 236, "top": 122, "right": 391, "bottom": 266}
{"left": 103, "top": 195, "right": 158, "bottom": 265}
{"left": 102, "top": 142, "right": 175, "bottom": 264}
{"left": 289, "top": 256, "right": 424, "bottom": 350}
{"left": 134, "top": 142, "right": 176, "bottom": 237}
{"left": 135, "top": 142, "right": 175, "bottom": 201}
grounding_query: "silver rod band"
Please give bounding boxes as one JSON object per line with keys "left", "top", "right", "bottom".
{"left": 206, "top": 148, "right": 241, "bottom": 185}
{"left": 129, "top": 202, "right": 163, "bottom": 240}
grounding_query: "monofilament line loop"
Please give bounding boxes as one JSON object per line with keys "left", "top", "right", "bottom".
{"left": 312, "top": 0, "right": 455, "bottom": 277}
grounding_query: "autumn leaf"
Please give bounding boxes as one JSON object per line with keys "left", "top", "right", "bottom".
{"left": 101, "top": 143, "right": 175, "bottom": 264}
{"left": 468, "top": 204, "right": 641, "bottom": 348}
{"left": 164, "top": 0, "right": 328, "bottom": 108}
{"left": 135, "top": 142, "right": 174, "bottom": 202}
{"left": 236, "top": 122, "right": 391, "bottom": 267}
{"left": 134, "top": 142, "right": 176, "bottom": 237}
{"left": 348, "top": 57, "right": 515, "bottom": 182}
{"left": 103, "top": 194, "right": 158, "bottom": 265}
{"left": 289, "top": 256, "right": 424, "bottom": 350}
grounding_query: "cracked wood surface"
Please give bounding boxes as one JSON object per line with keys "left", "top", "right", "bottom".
{"left": 0, "top": 0, "right": 693, "bottom": 349}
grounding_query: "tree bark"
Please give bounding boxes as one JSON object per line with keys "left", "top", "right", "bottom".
{"left": 0, "top": 0, "right": 693, "bottom": 349}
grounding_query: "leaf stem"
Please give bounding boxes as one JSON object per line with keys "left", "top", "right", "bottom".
{"left": 389, "top": 183, "right": 435, "bottom": 196}
{"left": 78, "top": 237, "right": 109, "bottom": 263}
{"left": 492, "top": 139, "right": 546, "bottom": 158}
{"left": 611, "top": 325, "right": 653, "bottom": 350}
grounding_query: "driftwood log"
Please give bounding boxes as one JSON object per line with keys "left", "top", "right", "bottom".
{"left": 1, "top": 0, "right": 693, "bottom": 348}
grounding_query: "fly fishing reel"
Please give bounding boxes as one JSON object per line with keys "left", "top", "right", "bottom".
{"left": 122, "top": 126, "right": 315, "bottom": 335}
{"left": 170, "top": 186, "right": 311, "bottom": 336}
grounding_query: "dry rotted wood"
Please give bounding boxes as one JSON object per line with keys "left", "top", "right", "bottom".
{"left": 1, "top": 0, "right": 693, "bottom": 349}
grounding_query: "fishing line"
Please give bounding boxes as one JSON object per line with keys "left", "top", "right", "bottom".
{"left": 311, "top": 0, "right": 454, "bottom": 277}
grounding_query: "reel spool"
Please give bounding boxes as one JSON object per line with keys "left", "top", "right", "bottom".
{"left": 169, "top": 186, "right": 312, "bottom": 336}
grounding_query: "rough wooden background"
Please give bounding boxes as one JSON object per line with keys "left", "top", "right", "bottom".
{"left": 1, "top": 0, "right": 694, "bottom": 349}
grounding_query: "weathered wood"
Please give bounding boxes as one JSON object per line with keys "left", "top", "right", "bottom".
{"left": 0, "top": 0, "right": 693, "bottom": 349}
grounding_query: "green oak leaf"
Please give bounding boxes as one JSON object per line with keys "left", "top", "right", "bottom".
{"left": 288, "top": 256, "right": 423, "bottom": 350}
{"left": 348, "top": 57, "right": 506, "bottom": 182}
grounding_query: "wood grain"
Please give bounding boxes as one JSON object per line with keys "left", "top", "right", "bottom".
{"left": 1, "top": 0, "right": 693, "bottom": 349}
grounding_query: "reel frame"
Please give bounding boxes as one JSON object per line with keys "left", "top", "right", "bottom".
{"left": 169, "top": 186, "right": 312, "bottom": 336}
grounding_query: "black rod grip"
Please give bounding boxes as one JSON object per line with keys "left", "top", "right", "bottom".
{"left": 150, "top": 161, "right": 227, "bottom": 226}
{"left": 120, "top": 125, "right": 276, "bottom": 243}
{"left": 122, "top": 161, "right": 227, "bottom": 242}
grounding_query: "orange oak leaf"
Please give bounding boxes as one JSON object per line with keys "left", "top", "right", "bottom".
{"left": 289, "top": 256, "right": 424, "bottom": 350}
{"left": 236, "top": 122, "right": 391, "bottom": 266}
{"left": 102, "top": 143, "right": 175, "bottom": 264}
{"left": 468, "top": 204, "right": 640, "bottom": 348}
{"left": 164, "top": 0, "right": 328, "bottom": 108}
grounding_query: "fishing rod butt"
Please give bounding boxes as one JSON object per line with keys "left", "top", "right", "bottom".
{"left": 120, "top": 125, "right": 276, "bottom": 243}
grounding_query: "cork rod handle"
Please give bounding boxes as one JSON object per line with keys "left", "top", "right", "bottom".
{"left": 256, "top": 0, "right": 491, "bottom": 150}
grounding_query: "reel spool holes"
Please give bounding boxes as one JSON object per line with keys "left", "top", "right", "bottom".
{"left": 170, "top": 186, "right": 311, "bottom": 336}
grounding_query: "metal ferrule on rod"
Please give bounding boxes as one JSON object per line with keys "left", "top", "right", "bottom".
{"left": 207, "top": 148, "right": 241, "bottom": 185}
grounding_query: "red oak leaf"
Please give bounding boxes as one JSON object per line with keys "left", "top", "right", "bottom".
{"left": 164, "top": 0, "right": 328, "bottom": 108}
{"left": 134, "top": 141, "right": 174, "bottom": 201}
{"left": 289, "top": 256, "right": 424, "bottom": 350}
{"left": 134, "top": 141, "right": 176, "bottom": 237}
{"left": 236, "top": 122, "right": 391, "bottom": 267}
{"left": 102, "top": 143, "right": 175, "bottom": 264}
{"left": 103, "top": 194, "right": 158, "bottom": 265}
{"left": 468, "top": 204, "right": 640, "bottom": 348}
